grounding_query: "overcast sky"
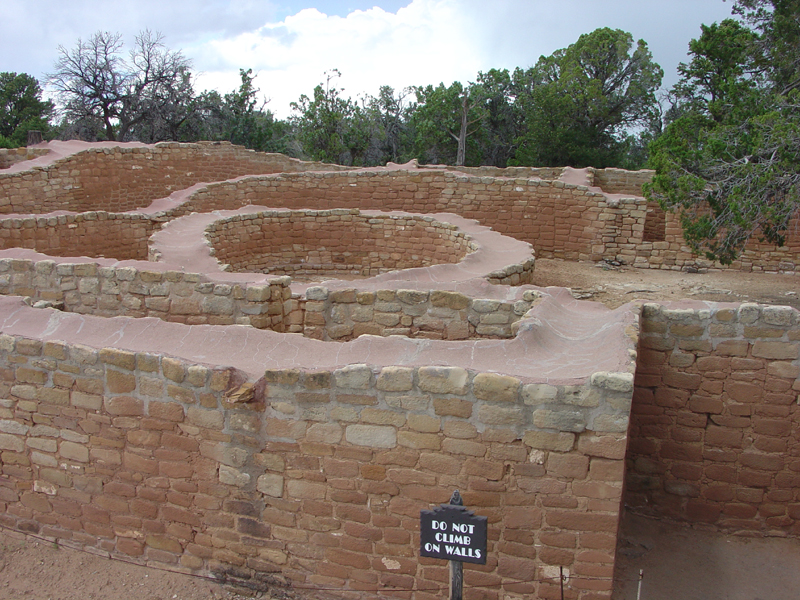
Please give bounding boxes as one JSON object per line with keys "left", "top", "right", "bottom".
{"left": 3, "top": 0, "right": 736, "bottom": 118}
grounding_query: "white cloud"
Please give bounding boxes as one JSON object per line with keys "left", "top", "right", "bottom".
{"left": 2, "top": 0, "right": 736, "bottom": 119}
{"left": 193, "top": 1, "right": 486, "bottom": 116}
{"left": 190, "top": 0, "right": 735, "bottom": 118}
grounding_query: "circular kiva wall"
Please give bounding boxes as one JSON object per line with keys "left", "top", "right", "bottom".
{"left": 204, "top": 208, "right": 478, "bottom": 279}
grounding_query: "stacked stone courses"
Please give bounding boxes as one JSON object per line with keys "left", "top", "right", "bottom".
{"left": 0, "top": 141, "right": 799, "bottom": 600}
{"left": 0, "top": 147, "right": 50, "bottom": 170}
{"left": 628, "top": 303, "right": 800, "bottom": 533}
{"left": 0, "top": 318, "right": 634, "bottom": 599}
{"left": 0, "top": 258, "right": 292, "bottom": 329}
{"left": 0, "top": 212, "right": 157, "bottom": 260}
{"left": 1, "top": 142, "right": 798, "bottom": 271}
{"left": 301, "top": 287, "right": 542, "bottom": 341}
{"left": 0, "top": 142, "right": 350, "bottom": 214}
{"left": 205, "top": 210, "right": 477, "bottom": 279}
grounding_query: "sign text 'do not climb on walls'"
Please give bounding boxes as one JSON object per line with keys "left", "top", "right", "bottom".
{"left": 420, "top": 502, "right": 488, "bottom": 564}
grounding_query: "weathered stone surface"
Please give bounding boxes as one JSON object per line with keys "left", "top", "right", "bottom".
{"left": 60, "top": 441, "right": 89, "bottom": 462}
{"left": 396, "top": 289, "right": 428, "bottom": 304}
{"left": 752, "top": 341, "right": 798, "bottom": 360}
{"left": 257, "top": 473, "right": 284, "bottom": 497}
{"left": 418, "top": 367, "right": 468, "bottom": 395}
{"left": 0, "top": 433, "right": 24, "bottom": 452}
{"left": 345, "top": 425, "right": 397, "bottom": 448}
{"left": 590, "top": 372, "right": 634, "bottom": 393}
{"left": 521, "top": 384, "right": 558, "bottom": 405}
{"left": 522, "top": 430, "right": 575, "bottom": 452}
{"left": 592, "top": 413, "right": 629, "bottom": 433}
{"left": 406, "top": 414, "right": 440, "bottom": 433}
{"left": 219, "top": 465, "right": 250, "bottom": 487}
{"left": 334, "top": 364, "right": 372, "bottom": 389}
{"left": 398, "top": 431, "right": 441, "bottom": 450}
{"left": 430, "top": 290, "right": 470, "bottom": 310}
{"left": 104, "top": 396, "right": 144, "bottom": 416}
{"left": 533, "top": 408, "right": 587, "bottom": 433}
{"left": 478, "top": 405, "right": 524, "bottom": 426}
{"left": 376, "top": 367, "right": 414, "bottom": 392}
{"left": 306, "top": 286, "right": 329, "bottom": 301}
{"left": 0, "top": 420, "right": 28, "bottom": 435}
{"left": 99, "top": 348, "right": 136, "bottom": 370}
{"left": 473, "top": 373, "right": 520, "bottom": 402}
{"left": 306, "top": 423, "right": 343, "bottom": 444}
{"left": 161, "top": 357, "right": 186, "bottom": 383}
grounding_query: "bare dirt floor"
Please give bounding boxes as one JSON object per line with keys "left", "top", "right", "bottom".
{"left": 612, "top": 513, "right": 800, "bottom": 600}
{"left": 532, "top": 257, "right": 800, "bottom": 310}
{"left": 0, "top": 259, "right": 798, "bottom": 600}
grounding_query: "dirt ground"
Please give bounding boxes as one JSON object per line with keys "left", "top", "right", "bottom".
{"left": 0, "top": 259, "right": 798, "bottom": 600}
{"left": 612, "top": 513, "right": 800, "bottom": 600}
{"left": 0, "top": 527, "right": 261, "bottom": 600}
{"left": 532, "top": 258, "right": 800, "bottom": 310}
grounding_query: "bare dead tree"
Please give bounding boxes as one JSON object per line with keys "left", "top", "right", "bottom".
{"left": 49, "top": 30, "right": 193, "bottom": 142}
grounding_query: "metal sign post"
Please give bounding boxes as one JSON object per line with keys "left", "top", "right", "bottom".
{"left": 420, "top": 490, "right": 488, "bottom": 600}
{"left": 449, "top": 491, "right": 464, "bottom": 600}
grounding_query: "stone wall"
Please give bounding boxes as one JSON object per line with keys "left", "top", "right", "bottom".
{"left": 628, "top": 213, "right": 800, "bottom": 273}
{"left": 182, "top": 168, "right": 800, "bottom": 274}
{"left": 2, "top": 143, "right": 799, "bottom": 272}
{"left": 0, "top": 148, "right": 50, "bottom": 169}
{"left": 179, "top": 170, "right": 609, "bottom": 264}
{"left": 301, "top": 287, "right": 541, "bottom": 341}
{"left": 627, "top": 303, "right": 800, "bottom": 534}
{"left": 0, "top": 212, "right": 158, "bottom": 260}
{"left": 0, "top": 142, "right": 348, "bottom": 214}
{"left": 0, "top": 325, "right": 635, "bottom": 600}
{"left": 205, "top": 210, "right": 477, "bottom": 279}
{"left": 592, "top": 169, "right": 655, "bottom": 196}
{"left": 0, "top": 258, "right": 292, "bottom": 330}
{"left": 449, "top": 166, "right": 567, "bottom": 181}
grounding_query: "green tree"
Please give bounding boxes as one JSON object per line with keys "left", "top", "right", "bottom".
{"left": 0, "top": 73, "right": 53, "bottom": 148}
{"left": 512, "top": 28, "right": 663, "bottom": 168}
{"left": 363, "top": 85, "right": 413, "bottom": 165}
{"left": 290, "top": 70, "right": 372, "bottom": 165}
{"left": 471, "top": 69, "right": 521, "bottom": 167}
{"left": 671, "top": 19, "right": 762, "bottom": 122}
{"left": 214, "top": 69, "right": 292, "bottom": 153}
{"left": 645, "top": 1, "right": 800, "bottom": 264}
{"left": 407, "top": 81, "right": 486, "bottom": 166}
{"left": 734, "top": 0, "right": 800, "bottom": 94}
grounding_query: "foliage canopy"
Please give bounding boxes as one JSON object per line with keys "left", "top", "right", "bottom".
{"left": 0, "top": 72, "right": 53, "bottom": 148}
{"left": 646, "top": 1, "right": 800, "bottom": 264}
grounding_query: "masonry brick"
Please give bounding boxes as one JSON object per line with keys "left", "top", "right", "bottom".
{"left": 418, "top": 367, "right": 468, "bottom": 395}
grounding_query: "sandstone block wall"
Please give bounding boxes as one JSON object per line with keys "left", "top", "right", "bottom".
{"left": 206, "top": 210, "right": 477, "bottom": 279}
{"left": 300, "top": 287, "right": 542, "bottom": 342}
{"left": 179, "top": 170, "right": 609, "bottom": 264}
{"left": 592, "top": 169, "right": 655, "bottom": 196}
{"left": 3, "top": 143, "right": 799, "bottom": 273}
{"left": 0, "top": 142, "right": 349, "bottom": 214}
{"left": 631, "top": 213, "right": 800, "bottom": 273}
{"left": 448, "top": 166, "right": 567, "bottom": 181}
{"left": 0, "top": 327, "right": 635, "bottom": 600}
{"left": 627, "top": 303, "right": 800, "bottom": 534}
{"left": 0, "top": 259, "right": 292, "bottom": 330}
{"left": 0, "top": 212, "right": 158, "bottom": 260}
{"left": 0, "top": 148, "right": 50, "bottom": 169}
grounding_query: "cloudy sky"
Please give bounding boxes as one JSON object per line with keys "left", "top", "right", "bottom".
{"left": 3, "top": 0, "right": 736, "bottom": 117}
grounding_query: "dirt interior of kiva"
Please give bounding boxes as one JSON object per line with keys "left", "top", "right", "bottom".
{"left": 0, "top": 258, "right": 797, "bottom": 600}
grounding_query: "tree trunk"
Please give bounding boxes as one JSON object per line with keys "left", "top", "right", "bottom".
{"left": 26, "top": 131, "right": 43, "bottom": 146}
{"left": 456, "top": 94, "right": 469, "bottom": 166}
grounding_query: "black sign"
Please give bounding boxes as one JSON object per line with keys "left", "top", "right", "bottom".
{"left": 420, "top": 504, "right": 487, "bottom": 564}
